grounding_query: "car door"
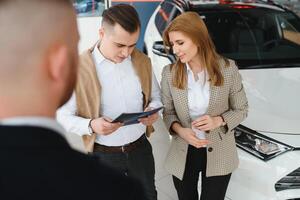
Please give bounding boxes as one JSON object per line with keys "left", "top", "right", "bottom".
{"left": 145, "top": 1, "right": 182, "bottom": 82}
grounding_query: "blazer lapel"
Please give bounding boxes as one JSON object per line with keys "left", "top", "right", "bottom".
{"left": 207, "top": 59, "right": 225, "bottom": 115}
{"left": 171, "top": 67, "right": 192, "bottom": 126}
{"left": 206, "top": 83, "right": 219, "bottom": 115}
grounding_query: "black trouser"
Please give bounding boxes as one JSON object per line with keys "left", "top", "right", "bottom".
{"left": 173, "top": 145, "right": 231, "bottom": 200}
{"left": 93, "top": 136, "right": 157, "bottom": 200}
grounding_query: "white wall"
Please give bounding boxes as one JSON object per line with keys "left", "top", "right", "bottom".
{"left": 77, "top": 17, "right": 102, "bottom": 53}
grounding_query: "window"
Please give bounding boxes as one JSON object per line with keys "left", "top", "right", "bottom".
{"left": 279, "top": 13, "right": 300, "bottom": 45}
{"left": 155, "top": 2, "right": 181, "bottom": 35}
{"left": 196, "top": 8, "right": 300, "bottom": 68}
{"left": 73, "top": 0, "right": 105, "bottom": 17}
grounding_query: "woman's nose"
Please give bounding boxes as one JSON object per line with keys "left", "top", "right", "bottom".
{"left": 172, "top": 46, "right": 178, "bottom": 55}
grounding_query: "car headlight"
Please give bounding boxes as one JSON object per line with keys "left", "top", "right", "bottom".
{"left": 275, "top": 167, "right": 300, "bottom": 192}
{"left": 234, "top": 125, "right": 293, "bottom": 161}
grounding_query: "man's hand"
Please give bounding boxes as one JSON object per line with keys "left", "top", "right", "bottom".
{"left": 191, "top": 115, "right": 223, "bottom": 132}
{"left": 91, "top": 117, "right": 123, "bottom": 135}
{"left": 138, "top": 107, "right": 159, "bottom": 126}
{"left": 177, "top": 127, "right": 210, "bottom": 148}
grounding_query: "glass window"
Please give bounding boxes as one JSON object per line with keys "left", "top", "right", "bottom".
{"left": 278, "top": 13, "right": 300, "bottom": 45}
{"left": 73, "top": 0, "right": 105, "bottom": 17}
{"left": 196, "top": 7, "right": 300, "bottom": 68}
{"left": 155, "top": 2, "right": 181, "bottom": 35}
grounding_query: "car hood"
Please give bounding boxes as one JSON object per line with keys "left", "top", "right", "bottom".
{"left": 240, "top": 67, "right": 300, "bottom": 135}
{"left": 259, "top": 131, "right": 300, "bottom": 147}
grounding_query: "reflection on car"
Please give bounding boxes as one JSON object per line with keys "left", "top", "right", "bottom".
{"left": 144, "top": 0, "right": 300, "bottom": 199}
{"left": 73, "top": 0, "right": 98, "bottom": 14}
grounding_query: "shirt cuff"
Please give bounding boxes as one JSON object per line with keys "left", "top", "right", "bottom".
{"left": 74, "top": 118, "right": 92, "bottom": 137}
{"left": 148, "top": 101, "right": 163, "bottom": 109}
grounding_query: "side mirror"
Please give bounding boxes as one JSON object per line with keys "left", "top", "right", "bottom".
{"left": 152, "top": 41, "right": 176, "bottom": 63}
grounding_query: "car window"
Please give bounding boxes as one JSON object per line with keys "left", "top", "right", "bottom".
{"left": 73, "top": 0, "right": 105, "bottom": 17}
{"left": 155, "top": 2, "right": 181, "bottom": 35}
{"left": 195, "top": 7, "right": 300, "bottom": 68}
{"left": 278, "top": 13, "right": 300, "bottom": 45}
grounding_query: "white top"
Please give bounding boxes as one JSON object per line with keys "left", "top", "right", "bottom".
{"left": 186, "top": 64, "right": 210, "bottom": 140}
{"left": 56, "top": 44, "right": 162, "bottom": 146}
{"left": 0, "top": 117, "right": 66, "bottom": 137}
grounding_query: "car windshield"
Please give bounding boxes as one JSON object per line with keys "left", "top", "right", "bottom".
{"left": 195, "top": 6, "right": 300, "bottom": 68}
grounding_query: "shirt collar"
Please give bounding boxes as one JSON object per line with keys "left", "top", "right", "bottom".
{"left": 93, "top": 41, "right": 106, "bottom": 65}
{"left": 185, "top": 63, "right": 210, "bottom": 83}
{"left": 0, "top": 117, "right": 66, "bottom": 137}
{"left": 186, "top": 63, "right": 193, "bottom": 74}
{"left": 186, "top": 63, "right": 204, "bottom": 76}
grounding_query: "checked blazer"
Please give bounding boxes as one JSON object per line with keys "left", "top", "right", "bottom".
{"left": 161, "top": 59, "right": 248, "bottom": 180}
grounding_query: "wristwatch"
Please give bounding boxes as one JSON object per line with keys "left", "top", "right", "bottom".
{"left": 88, "top": 119, "right": 94, "bottom": 134}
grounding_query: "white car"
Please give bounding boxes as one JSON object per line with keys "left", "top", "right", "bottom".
{"left": 144, "top": 0, "right": 300, "bottom": 199}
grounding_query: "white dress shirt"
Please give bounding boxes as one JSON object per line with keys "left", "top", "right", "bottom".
{"left": 57, "top": 44, "right": 162, "bottom": 146}
{"left": 0, "top": 117, "right": 66, "bottom": 137}
{"left": 186, "top": 64, "right": 210, "bottom": 140}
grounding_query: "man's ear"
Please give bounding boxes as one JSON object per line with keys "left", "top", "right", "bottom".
{"left": 99, "top": 27, "right": 104, "bottom": 39}
{"left": 47, "top": 44, "right": 68, "bottom": 81}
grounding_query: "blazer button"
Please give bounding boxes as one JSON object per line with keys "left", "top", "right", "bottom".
{"left": 208, "top": 147, "right": 213, "bottom": 152}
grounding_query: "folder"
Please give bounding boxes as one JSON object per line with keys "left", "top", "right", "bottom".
{"left": 112, "top": 106, "right": 163, "bottom": 126}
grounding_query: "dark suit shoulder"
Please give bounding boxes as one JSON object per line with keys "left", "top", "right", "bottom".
{"left": 0, "top": 126, "right": 145, "bottom": 200}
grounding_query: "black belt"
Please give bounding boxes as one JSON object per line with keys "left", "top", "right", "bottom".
{"left": 93, "top": 134, "right": 146, "bottom": 153}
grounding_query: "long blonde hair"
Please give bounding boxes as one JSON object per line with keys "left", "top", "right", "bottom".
{"left": 163, "top": 12, "right": 229, "bottom": 89}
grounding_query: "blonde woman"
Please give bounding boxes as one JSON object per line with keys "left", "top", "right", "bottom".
{"left": 161, "top": 12, "right": 248, "bottom": 200}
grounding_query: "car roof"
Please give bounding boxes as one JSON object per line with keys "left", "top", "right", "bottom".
{"left": 191, "top": 1, "right": 284, "bottom": 11}
{"left": 165, "top": 0, "right": 286, "bottom": 12}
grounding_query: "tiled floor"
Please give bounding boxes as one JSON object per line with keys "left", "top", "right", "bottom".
{"left": 65, "top": 117, "right": 178, "bottom": 200}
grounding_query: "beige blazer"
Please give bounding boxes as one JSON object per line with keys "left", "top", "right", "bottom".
{"left": 161, "top": 59, "right": 248, "bottom": 180}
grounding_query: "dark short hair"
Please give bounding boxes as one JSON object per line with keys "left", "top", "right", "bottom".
{"left": 102, "top": 4, "right": 140, "bottom": 33}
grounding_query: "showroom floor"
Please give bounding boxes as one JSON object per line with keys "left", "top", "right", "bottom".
{"left": 65, "top": 117, "right": 178, "bottom": 200}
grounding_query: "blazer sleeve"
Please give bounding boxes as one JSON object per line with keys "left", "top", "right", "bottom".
{"left": 161, "top": 65, "right": 180, "bottom": 134}
{"left": 221, "top": 61, "right": 248, "bottom": 133}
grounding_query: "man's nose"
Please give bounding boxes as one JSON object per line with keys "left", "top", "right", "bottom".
{"left": 121, "top": 47, "right": 129, "bottom": 57}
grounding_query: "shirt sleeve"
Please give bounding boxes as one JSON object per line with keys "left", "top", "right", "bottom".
{"left": 148, "top": 71, "right": 163, "bottom": 109}
{"left": 56, "top": 93, "right": 91, "bottom": 136}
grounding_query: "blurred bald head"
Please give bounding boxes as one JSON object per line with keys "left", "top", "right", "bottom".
{"left": 0, "top": 0, "right": 79, "bottom": 118}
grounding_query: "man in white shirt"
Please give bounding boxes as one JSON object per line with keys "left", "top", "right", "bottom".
{"left": 0, "top": 1, "right": 145, "bottom": 199}
{"left": 57, "top": 4, "right": 162, "bottom": 200}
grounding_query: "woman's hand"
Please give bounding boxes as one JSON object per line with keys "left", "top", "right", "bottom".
{"left": 191, "top": 115, "right": 223, "bottom": 131}
{"left": 172, "top": 122, "right": 210, "bottom": 148}
{"left": 178, "top": 127, "right": 210, "bottom": 148}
